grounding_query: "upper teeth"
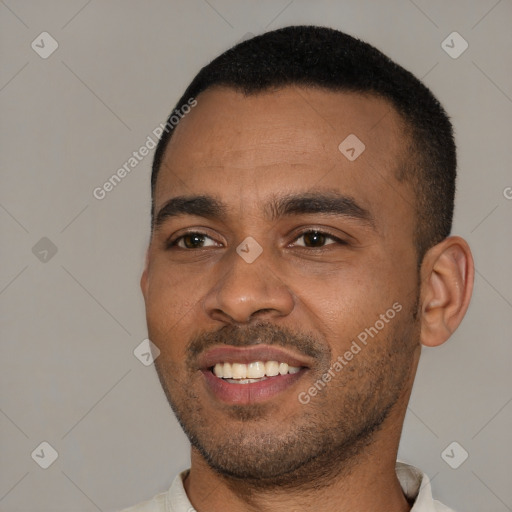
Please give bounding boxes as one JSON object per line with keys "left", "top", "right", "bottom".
{"left": 213, "top": 361, "right": 301, "bottom": 379}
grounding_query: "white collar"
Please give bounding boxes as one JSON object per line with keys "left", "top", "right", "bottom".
{"left": 161, "top": 461, "right": 454, "bottom": 512}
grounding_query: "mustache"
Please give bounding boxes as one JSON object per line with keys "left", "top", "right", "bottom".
{"left": 186, "top": 322, "right": 330, "bottom": 367}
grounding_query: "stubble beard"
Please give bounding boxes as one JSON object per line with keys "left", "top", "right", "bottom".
{"left": 153, "top": 311, "right": 419, "bottom": 490}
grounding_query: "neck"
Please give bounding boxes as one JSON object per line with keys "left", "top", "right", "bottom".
{"left": 184, "top": 403, "right": 412, "bottom": 512}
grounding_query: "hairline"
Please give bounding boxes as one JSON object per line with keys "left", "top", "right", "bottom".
{"left": 152, "top": 83, "right": 417, "bottom": 204}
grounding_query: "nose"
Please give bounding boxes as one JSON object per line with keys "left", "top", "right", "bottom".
{"left": 203, "top": 246, "right": 295, "bottom": 324}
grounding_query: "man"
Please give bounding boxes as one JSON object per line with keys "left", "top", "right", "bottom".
{"left": 126, "top": 25, "right": 474, "bottom": 511}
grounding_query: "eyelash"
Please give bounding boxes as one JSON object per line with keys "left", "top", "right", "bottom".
{"left": 167, "top": 229, "right": 347, "bottom": 249}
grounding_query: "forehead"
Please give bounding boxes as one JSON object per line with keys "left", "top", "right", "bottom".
{"left": 155, "top": 86, "right": 411, "bottom": 222}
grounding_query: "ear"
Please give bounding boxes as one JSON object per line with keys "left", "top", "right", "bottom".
{"left": 419, "top": 236, "right": 474, "bottom": 347}
{"left": 140, "top": 248, "right": 150, "bottom": 300}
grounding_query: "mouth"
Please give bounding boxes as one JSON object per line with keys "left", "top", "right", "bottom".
{"left": 211, "top": 360, "right": 302, "bottom": 383}
{"left": 198, "top": 345, "right": 312, "bottom": 404}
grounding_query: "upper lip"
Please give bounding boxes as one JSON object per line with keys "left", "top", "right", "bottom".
{"left": 196, "top": 345, "right": 313, "bottom": 370}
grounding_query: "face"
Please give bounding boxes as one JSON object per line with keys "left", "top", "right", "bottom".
{"left": 141, "top": 86, "right": 422, "bottom": 485}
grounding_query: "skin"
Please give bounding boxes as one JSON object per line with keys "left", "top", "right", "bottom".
{"left": 141, "top": 86, "right": 474, "bottom": 512}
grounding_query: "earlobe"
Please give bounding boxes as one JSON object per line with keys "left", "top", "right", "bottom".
{"left": 419, "top": 236, "right": 474, "bottom": 347}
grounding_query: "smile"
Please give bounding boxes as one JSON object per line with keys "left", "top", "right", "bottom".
{"left": 212, "top": 361, "right": 302, "bottom": 383}
{"left": 198, "top": 345, "right": 312, "bottom": 404}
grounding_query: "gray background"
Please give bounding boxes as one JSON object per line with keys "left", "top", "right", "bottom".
{"left": 1, "top": 1, "right": 511, "bottom": 511}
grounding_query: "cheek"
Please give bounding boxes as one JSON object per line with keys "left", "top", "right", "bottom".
{"left": 293, "top": 260, "right": 399, "bottom": 332}
{"left": 292, "top": 256, "right": 417, "bottom": 373}
{"left": 146, "top": 254, "right": 208, "bottom": 307}
{"left": 144, "top": 260, "right": 208, "bottom": 356}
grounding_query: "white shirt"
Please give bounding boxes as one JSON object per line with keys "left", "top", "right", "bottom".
{"left": 119, "top": 461, "right": 456, "bottom": 512}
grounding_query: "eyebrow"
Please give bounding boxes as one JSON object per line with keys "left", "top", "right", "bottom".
{"left": 154, "top": 195, "right": 227, "bottom": 229}
{"left": 153, "top": 192, "right": 375, "bottom": 230}
{"left": 266, "top": 192, "right": 375, "bottom": 227}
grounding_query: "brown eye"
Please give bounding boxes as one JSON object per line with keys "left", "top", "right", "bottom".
{"left": 304, "top": 231, "right": 326, "bottom": 247}
{"left": 171, "top": 233, "right": 219, "bottom": 249}
{"left": 293, "top": 230, "right": 342, "bottom": 248}
{"left": 182, "top": 234, "right": 205, "bottom": 248}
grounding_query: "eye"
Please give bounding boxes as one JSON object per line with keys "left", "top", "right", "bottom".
{"left": 292, "top": 230, "right": 343, "bottom": 248}
{"left": 170, "top": 232, "right": 220, "bottom": 249}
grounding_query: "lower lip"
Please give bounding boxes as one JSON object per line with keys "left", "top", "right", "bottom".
{"left": 202, "top": 369, "right": 306, "bottom": 404}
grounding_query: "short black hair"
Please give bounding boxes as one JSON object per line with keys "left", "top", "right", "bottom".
{"left": 151, "top": 25, "right": 456, "bottom": 260}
